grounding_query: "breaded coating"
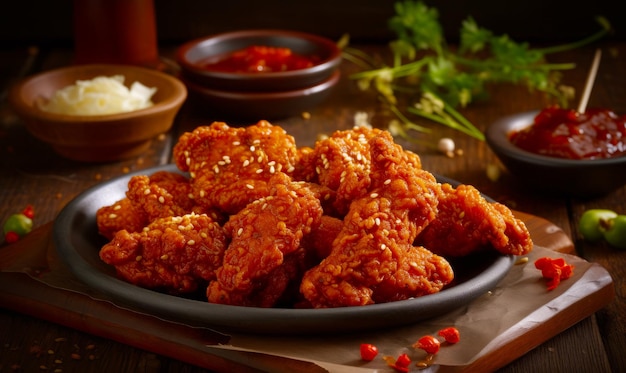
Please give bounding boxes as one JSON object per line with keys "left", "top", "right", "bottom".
{"left": 300, "top": 132, "right": 453, "bottom": 308}
{"left": 207, "top": 172, "right": 323, "bottom": 307}
{"left": 416, "top": 183, "right": 533, "bottom": 257}
{"left": 97, "top": 170, "right": 209, "bottom": 241}
{"left": 126, "top": 171, "right": 197, "bottom": 221}
{"left": 301, "top": 126, "right": 423, "bottom": 216}
{"left": 96, "top": 197, "right": 148, "bottom": 241}
{"left": 99, "top": 213, "right": 227, "bottom": 294}
{"left": 303, "top": 181, "right": 342, "bottom": 218}
{"left": 305, "top": 126, "right": 378, "bottom": 213}
{"left": 173, "top": 120, "right": 299, "bottom": 215}
{"left": 292, "top": 145, "right": 316, "bottom": 181}
{"left": 304, "top": 215, "right": 344, "bottom": 260}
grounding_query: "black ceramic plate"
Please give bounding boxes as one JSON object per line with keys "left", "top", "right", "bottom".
{"left": 54, "top": 164, "right": 516, "bottom": 335}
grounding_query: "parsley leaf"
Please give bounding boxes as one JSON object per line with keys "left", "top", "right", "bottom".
{"left": 345, "top": 0, "right": 612, "bottom": 142}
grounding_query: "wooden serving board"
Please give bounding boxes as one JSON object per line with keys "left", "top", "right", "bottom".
{"left": 0, "top": 212, "right": 614, "bottom": 373}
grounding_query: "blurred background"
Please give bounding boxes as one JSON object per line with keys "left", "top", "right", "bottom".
{"left": 1, "top": 0, "right": 624, "bottom": 49}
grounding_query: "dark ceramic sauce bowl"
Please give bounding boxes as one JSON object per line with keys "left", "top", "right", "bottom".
{"left": 177, "top": 29, "right": 342, "bottom": 92}
{"left": 485, "top": 110, "right": 626, "bottom": 197}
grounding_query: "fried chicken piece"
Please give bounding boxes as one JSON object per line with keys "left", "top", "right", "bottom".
{"left": 96, "top": 170, "right": 219, "bottom": 241}
{"left": 207, "top": 172, "right": 323, "bottom": 307}
{"left": 415, "top": 183, "right": 533, "bottom": 257}
{"left": 96, "top": 197, "right": 148, "bottom": 241}
{"left": 173, "top": 120, "right": 299, "bottom": 215}
{"left": 126, "top": 171, "right": 196, "bottom": 220}
{"left": 100, "top": 213, "right": 227, "bottom": 294}
{"left": 300, "top": 132, "right": 453, "bottom": 308}
{"left": 300, "top": 126, "right": 423, "bottom": 216}
{"left": 305, "top": 126, "right": 379, "bottom": 211}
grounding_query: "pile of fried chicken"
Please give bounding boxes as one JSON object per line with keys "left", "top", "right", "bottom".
{"left": 97, "top": 120, "right": 532, "bottom": 308}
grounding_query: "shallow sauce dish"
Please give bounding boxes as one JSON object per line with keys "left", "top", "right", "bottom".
{"left": 8, "top": 64, "right": 187, "bottom": 162}
{"left": 486, "top": 110, "right": 626, "bottom": 197}
{"left": 176, "top": 29, "right": 342, "bottom": 92}
{"left": 54, "top": 164, "right": 515, "bottom": 335}
{"left": 183, "top": 70, "right": 340, "bottom": 120}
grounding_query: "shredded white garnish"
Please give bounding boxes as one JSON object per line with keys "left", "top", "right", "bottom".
{"left": 39, "top": 75, "right": 157, "bottom": 116}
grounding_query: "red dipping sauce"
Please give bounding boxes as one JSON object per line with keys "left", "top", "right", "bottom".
{"left": 509, "top": 106, "right": 626, "bottom": 160}
{"left": 202, "top": 45, "right": 319, "bottom": 73}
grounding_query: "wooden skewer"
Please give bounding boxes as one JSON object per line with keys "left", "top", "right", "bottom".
{"left": 577, "top": 49, "right": 602, "bottom": 113}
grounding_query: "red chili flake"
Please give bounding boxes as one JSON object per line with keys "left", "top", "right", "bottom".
{"left": 359, "top": 343, "right": 378, "bottom": 361}
{"left": 22, "top": 205, "right": 35, "bottom": 219}
{"left": 534, "top": 257, "right": 574, "bottom": 290}
{"left": 412, "top": 335, "right": 441, "bottom": 354}
{"left": 438, "top": 327, "right": 461, "bottom": 344}
{"left": 395, "top": 353, "right": 411, "bottom": 368}
{"left": 4, "top": 231, "right": 20, "bottom": 244}
{"left": 383, "top": 353, "right": 411, "bottom": 372}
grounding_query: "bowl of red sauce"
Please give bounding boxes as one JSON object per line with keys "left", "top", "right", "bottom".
{"left": 485, "top": 106, "right": 626, "bottom": 197}
{"left": 176, "top": 29, "right": 342, "bottom": 92}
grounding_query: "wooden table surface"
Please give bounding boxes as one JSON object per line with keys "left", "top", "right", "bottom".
{"left": 0, "top": 41, "right": 625, "bottom": 372}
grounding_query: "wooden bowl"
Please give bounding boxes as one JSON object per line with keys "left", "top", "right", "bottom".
{"left": 8, "top": 64, "right": 187, "bottom": 162}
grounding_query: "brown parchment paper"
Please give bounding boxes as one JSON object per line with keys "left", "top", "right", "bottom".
{"left": 210, "top": 246, "right": 613, "bottom": 372}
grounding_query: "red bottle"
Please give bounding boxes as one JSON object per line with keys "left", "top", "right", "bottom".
{"left": 72, "top": 0, "right": 159, "bottom": 67}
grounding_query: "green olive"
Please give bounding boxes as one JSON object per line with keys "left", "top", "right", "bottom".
{"left": 579, "top": 209, "right": 617, "bottom": 242}
{"left": 3, "top": 213, "right": 33, "bottom": 236}
{"left": 603, "top": 215, "right": 626, "bottom": 250}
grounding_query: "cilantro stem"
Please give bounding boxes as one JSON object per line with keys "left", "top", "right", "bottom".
{"left": 452, "top": 55, "right": 575, "bottom": 72}
{"left": 534, "top": 16, "right": 611, "bottom": 55}
{"left": 350, "top": 58, "right": 431, "bottom": 80}
{"left": 389, "top": 104, "right": 431, "bottom": 133}
{"left": 407, "top": 104, "right": 484, "bottom": 141}
{"left": 342, "top": 47, "right": 378, "bottom": 70}
{"left": 438, "top": 98, "right": 485, "bottom": 141}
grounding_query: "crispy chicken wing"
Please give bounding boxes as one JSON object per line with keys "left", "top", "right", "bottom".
{"left": 300, "top": 132, "right": 453, "bottom": 308}
{"left": 206, "top": 172, "right": 323, "bottom": 307}
{"left": 126, "top": 171, "right": 200, "bottom": 220}
{"left": 416, "top": 183, "right": 533, "bottom": 257}
{"left": 97, "top": 171, "right": 223, "bottom": 241}
{"left": 99, "top": 213, "right": 227, "bottom": 294}
{"left": 173, "top": 120, "right": 299, "bottom": 215}
{"left": 299, "top": 126, "right": 423, "bottom": 217}
{"left": 96, "top": 197, "right": 148, "bottom": 241}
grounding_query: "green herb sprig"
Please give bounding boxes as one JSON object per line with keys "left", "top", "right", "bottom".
{"left": 343, "top": 0, "right": 612, "bottom": 142}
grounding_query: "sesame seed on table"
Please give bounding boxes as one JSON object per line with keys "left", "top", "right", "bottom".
{"left": 0, "top": 38, "right": 625, "bottom": 373}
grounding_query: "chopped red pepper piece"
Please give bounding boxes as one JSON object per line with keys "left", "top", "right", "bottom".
{"left": 359, "top": 343, "right": 378, "bottom": 361}
{"left": 438, "top": 327, "right": 461, "bottom": 344}
{"left": 413, "top": 335, "right": 441, "bottom": 354}
{"left": 22, "top": 205, "right": 35, "bottom": 219}
{"left": 4, "top": 231, "right": 20, "bottom": 244}
{"left": 534, "top": 257, "right": 574, "bottom": 290}
{"left": 395, "top": 353, "right": 411, "bottom": 368}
